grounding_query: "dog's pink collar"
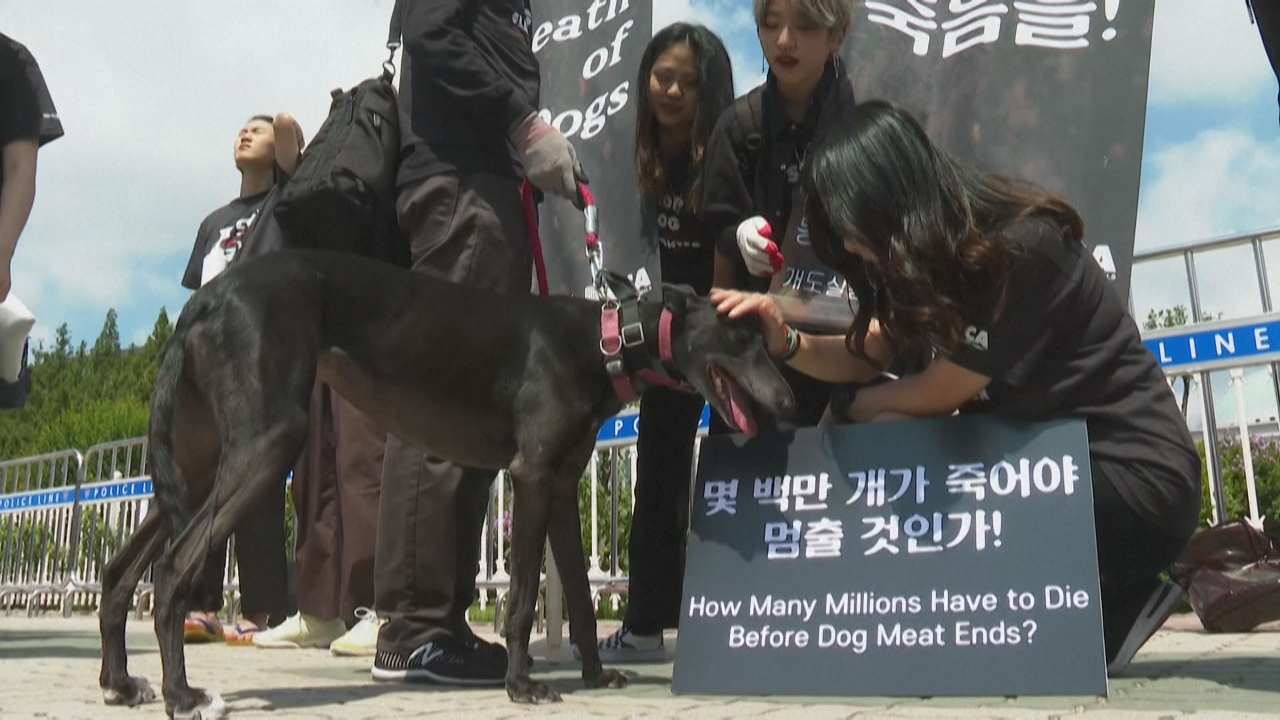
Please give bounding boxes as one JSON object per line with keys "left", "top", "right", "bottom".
{"left": 599, "top": 302, "right": 692, "bottom": 403}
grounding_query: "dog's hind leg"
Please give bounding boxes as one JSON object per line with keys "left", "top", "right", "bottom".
{"left": 546, "top": 459, "right": 628, "bottom": 692}
{"left": 99, "top": 509, "right": 168, "bottom": 707}
{"left": 153, "top": 420, "right": 309, "bottom": 720}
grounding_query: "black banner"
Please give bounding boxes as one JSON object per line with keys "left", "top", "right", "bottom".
{"left": 839, "top": 0, "right": 1156, "bottom": 300}
{"left": 671, "top": 416, "right": 1107, "bottom": 697}
{"left": 531, "top": 0, "right": 656, "bottom": 299}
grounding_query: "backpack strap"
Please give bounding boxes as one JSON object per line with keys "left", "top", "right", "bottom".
{"left": 387, "top": 0, "right": 405, "bottom": 50}
{"left": 730, "top": 86, "right": 767, "bottom": 216}
{"left": 383, "top": 0, "right": 406, "bottom": 79}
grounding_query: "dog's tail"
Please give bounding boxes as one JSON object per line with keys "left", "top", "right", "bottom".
{"left": 148, "top": 328, "right": 188, "bottom": 538}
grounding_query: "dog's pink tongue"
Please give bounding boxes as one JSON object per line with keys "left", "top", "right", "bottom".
{"left": 725, "top": 377, "right": 757, "bottom": 438}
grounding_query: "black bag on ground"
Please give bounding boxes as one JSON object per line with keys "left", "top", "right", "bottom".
{"left": 271, "top": 0, "right": 410, "bottom": 267}
{"left": 1169, "top": 519, "right": 1280, "bottom": 633}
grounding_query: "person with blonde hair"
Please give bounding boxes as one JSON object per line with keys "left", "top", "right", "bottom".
{"left": 700, "top": 0, "right": 858, "bottom": 430}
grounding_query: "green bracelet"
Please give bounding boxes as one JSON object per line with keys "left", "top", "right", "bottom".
{"left": 778, "top": 324, "right": 801, "bottom": 362}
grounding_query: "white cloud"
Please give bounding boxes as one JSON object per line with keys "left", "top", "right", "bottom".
{"left": 1147, "top": 0, "right": 1277, "bottom": 105}
{"left": 1130, "top": 127, "right": 1280, "bottom": 323}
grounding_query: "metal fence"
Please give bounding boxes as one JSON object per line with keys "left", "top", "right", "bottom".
{"left": 1130, "top": 224, "right": 1280, "bottom": 526}
{"left": 0, "top": 408, "right": 695, "bottom": 631}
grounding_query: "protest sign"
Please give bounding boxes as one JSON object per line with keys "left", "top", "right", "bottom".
{"left": 531, "top": 0, "right": 659, "bottom": 299}
{"left": 672, "top": 416, "right": 1107, "bottom": 697}
{"left": 772, "top": 1, "right": 1156, "bottom": 331}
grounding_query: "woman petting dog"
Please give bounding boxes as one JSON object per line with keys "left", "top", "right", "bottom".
{"left": 713, "top": 100, "right": 1202, "bottom": 676}
{"left": 577, "top": 22, "right": 737, "bottom": 663}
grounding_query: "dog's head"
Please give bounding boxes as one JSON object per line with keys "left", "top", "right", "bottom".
{"left": 660, "top": 283, "right": 796, "bottom": 437}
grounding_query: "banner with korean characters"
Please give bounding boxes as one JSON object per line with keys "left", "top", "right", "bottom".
{"left": 842, "top": 0, "right": 1155, "bottom": 300}
{"left": 531, "top": 0, "right": 661, "bottom": 300}
{"left": 671, "top": 415, "right": 1107, "bottom": 697}
{"left": 770, "top": 0, "right": 1155, "bottom": 330}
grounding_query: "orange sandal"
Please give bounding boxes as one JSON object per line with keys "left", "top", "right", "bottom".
{"left": 183, "top": 616, "right": 224, "bottom": 643}
{"left": 225, "top": 621, "right": 265, "bottom": 646}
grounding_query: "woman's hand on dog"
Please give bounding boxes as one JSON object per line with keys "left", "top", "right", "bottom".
{"left": 710, "top": 289, "right": 787, "bottom": 357}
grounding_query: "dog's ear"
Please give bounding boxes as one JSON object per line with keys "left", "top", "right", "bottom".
{"left": 660, "top": 283, "right": 697, "bottom": 313}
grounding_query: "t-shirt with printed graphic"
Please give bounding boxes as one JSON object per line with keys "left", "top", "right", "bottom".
{"left": 180, "top": 191, "right": 270, "bottom": 291}
{"left": 947, "top": 215, "right": 1202, "bottom": 541}
{"left": 645, "top": 154, "right": 714, "bottom": 295}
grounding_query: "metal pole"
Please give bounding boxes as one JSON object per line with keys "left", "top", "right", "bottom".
{"left": 1187, "top": 250, "right": 1227, "bottom": 524}
{"left": 1251, "top": 236, "right": 1280, "bottom": 422}
{"left": 1230, "top": 369, "right": 1263, "bottom": 527}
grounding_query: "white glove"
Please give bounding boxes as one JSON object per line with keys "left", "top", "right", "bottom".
{"left": 736, "top": 216, "right": 784, "bottom": 277}
{"left": 511, "top": 113, "right": 588, "bottom": 210}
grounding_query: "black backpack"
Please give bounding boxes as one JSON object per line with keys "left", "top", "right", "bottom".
{"left": 272, "top": 0, "right": 410, "bottom": 267}
{"left": 727, "top": 86, "right": 767, "bottom": 214}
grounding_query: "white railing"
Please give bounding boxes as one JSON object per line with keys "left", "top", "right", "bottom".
{"left": 0, "top": 406, "right": 709, "bottom": 637}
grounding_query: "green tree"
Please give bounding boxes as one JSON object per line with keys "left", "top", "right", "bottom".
{"left": 1143, "top": 304, "right": 1217, "bottom": 419}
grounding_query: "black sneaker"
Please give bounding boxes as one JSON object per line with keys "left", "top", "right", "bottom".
{"left": 371, "top": 635, "right": 506, "bottom": 686}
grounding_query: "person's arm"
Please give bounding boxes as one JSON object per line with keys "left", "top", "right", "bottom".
{"left": 272, "top": 112, "right": 303, "bottom": 178}
{"left": 0, "top": 139, "right": 37, "bottom": 269}
{"left": 402, "top": 0, "right": 537, "bottom": 137}
{"left": 711, "top": 288, "right": 888, "bottom": 383}
{"left": 848, "top": 357, "right": 991, "bottom": 421}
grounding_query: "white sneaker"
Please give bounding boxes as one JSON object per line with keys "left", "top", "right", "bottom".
{"left": 330, "top": 607, "right": 385, "bottom": 657}
{"left": 252, "top": 612, "right": 347, "bottom": 649}
{"left": 573, "top": 626, "right": 666, "bottom": 663}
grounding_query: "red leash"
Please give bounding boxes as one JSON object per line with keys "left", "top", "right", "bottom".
{"left": 520, "top": 180, "right": 597, "bottom": 298}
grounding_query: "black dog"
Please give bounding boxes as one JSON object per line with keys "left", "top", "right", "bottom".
{"left": 96, "top": 248, "right": 795, "bottom": 718}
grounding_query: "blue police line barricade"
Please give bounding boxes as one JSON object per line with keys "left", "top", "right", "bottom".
{"left": 0, "top": 476, "right": 154, "bottom": 514}
{"left": 671, "top": 415, "right": 1107, "bottom": 698}
{"left": 1142, "top": 312, "right": 1280, "bottom": 374}
{"left": 595, "top": 403, "right": 711, "bottom": 448}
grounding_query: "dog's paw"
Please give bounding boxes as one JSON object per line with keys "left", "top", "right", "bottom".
{"left": 102, "top": 676, "right": 156, "bottom": 706}
{"left": 584, "top": 667, "right": 628, "bottom": 690}
{"left": 506, "top": 676, "right": 561, "bottom": 704}
{"left": 170, "top": 689, "right": 227, "bottom": 720}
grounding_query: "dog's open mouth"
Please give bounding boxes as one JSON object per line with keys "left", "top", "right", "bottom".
{"left": 706, "top": 362, "right": 757, "bottom": 438}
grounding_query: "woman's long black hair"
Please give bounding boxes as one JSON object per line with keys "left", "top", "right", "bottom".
{"left": 634, "top": 22, "right": 734, "bottom": 212}
{"left": 803, "top": 100, "right": 1085, "bottom": 362}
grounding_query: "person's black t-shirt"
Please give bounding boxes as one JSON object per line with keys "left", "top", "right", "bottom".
{"left": 180, "top": 191, "right": 270, "bottom": 291}
{"left": 0, "top": 33, "right": 64, "bottom": 188}
{"left": 948, "top": 215, "right": 1202, "bottom": 540}
{"left": 699, "top": 59, "right": 845, "bottom": 293}
{"left": 646, "top": 154, "right": 714, "bottom": 295}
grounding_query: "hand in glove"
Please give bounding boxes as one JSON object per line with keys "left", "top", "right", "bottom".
{"left": 736, "top": 216, "right": 785, "bottom": 276}
{"left": 511, "top": 113, "right": 589, "bottom": 209}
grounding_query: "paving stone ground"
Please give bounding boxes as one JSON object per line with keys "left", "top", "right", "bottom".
{"left": 1, "top": 613, "right": 1278, "bottom": 719}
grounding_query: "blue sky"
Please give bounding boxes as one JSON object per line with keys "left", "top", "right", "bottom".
{"left": 5, "top": 0, "right": 1280, "bottom": 429}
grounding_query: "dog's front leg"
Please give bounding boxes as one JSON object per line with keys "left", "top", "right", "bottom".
{"left": 547, "top": 485, "right": 627, "bottom": 691}
{"left": 504, "top": 461, "right": 561, "bottom": 704}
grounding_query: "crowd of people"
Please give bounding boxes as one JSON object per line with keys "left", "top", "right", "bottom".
{"left": 2, "top": 0, "right": 1213, "bottom": 686}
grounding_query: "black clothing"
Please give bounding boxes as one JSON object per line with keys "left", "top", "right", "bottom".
{"left": 374, "top": 172, "right": 531, "bottom": 653}
{"left": 0, "top": 33, "right": 62, "bottom": 189}
{"left": 645, "top": 153, "right": 714, "bottom": 294}
{"left": 396, "top": 0, "right": 540, "bottom": 186}
{"left": 700, "top": 60, "right": 843, "bottom": 294}
{"left": 948, "top": 215, "right": 1202, "bottom": 541}
{"left": 180, "top": 192, "right": 269, "bottom": 291}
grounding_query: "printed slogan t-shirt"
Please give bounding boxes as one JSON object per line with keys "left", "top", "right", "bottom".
{"left": 646, "top": 155, "right": 714, "bottom": 295}
{"left": 947, "top": 215, "right": 1202, "bottom": 540}
{"left": 180, "top": 192, "right": 269, "bottom": 291}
